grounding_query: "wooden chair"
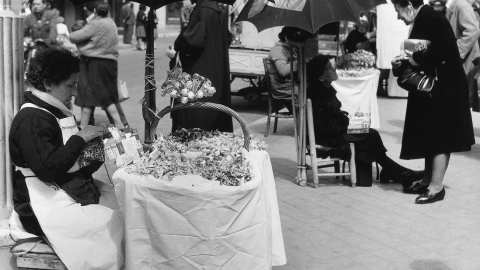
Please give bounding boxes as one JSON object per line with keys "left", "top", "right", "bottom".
{"left": 262, "top": 58, "right": 294, "bottom": 137}
{"left": 306, "top": 99, "right": 357, "bottom": 187}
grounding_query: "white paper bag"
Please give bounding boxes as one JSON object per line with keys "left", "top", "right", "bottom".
{"left": 118, "top": 79, "right": 129, "bottom": 102}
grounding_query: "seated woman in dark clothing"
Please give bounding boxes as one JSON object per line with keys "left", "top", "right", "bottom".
{"left": 306, "top": 55, "right": 423, "bottom": 186}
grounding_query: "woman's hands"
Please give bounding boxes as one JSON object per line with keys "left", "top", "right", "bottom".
{"left": 76, "top": 125, "right": 106, "bottom": 143}
{"left": 405, "top": 50, "right": 419, "bottom": 66}
{"left": 166, "top": 48, "right": 176, "bottom": 59}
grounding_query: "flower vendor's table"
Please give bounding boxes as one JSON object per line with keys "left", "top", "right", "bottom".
{"left": 332, "top": 69, "right": 381, "bottom": 129}
{"left": 112, "top": 150, "right": 286, "bottom": 270}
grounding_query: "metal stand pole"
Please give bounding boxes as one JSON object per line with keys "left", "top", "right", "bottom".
{"left": 0, "top": 0, "right": 22, "bottom": 219}
{"left": 143, "top": 1, "right": 157, "bottom": 144}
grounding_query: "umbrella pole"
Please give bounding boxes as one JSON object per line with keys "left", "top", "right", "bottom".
{"left": 297, "top": 43, "right": 307, "bottom": 186}
{"left": 144, "top": 2, "right": 157, "bottom": 143}
{"left": 289, "top": 42, "right": 307, "bottom": 187}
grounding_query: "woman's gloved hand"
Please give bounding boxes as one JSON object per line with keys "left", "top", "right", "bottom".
{"left": 76, "top": 125, "right": 105, "bottom": 143}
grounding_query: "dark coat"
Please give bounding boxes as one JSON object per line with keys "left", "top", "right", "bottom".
{"left": 306, "top": 80, "right": 387, "bottom": 163}
{"left": 172, "top": 0, "right": 233, "bottom": 132}
{"left": 395, "top": 5, "right": 475, "bottom": 159}
{"left": 23, "top": 9, "right": 59, "bottom": 47}
{"left": 9, "top": 92, "right": 101, "bottom": 236}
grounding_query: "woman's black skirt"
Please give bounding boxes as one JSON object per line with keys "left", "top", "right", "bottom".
{"left": 75, "top": 56, "right": 118, "bottom": 108}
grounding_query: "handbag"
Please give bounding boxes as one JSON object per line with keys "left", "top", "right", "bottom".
{"left": 118, "top": 79, "right": 129, "bottom": 102}
{"left": 398, "top": 66, "right": 438, "bottom": 93}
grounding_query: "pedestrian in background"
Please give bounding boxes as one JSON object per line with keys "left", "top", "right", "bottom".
{"left": 430, "top": 0, "right": 480, "bottom": 111}
{"left": 69, "top": 1, "right": 124, "bottom": 129}
{"left": 83, "top": 2, "right": 95, "bottom": 22}
{"left": 20, "top": 2, "right": 31, "bottom": 17}
{"left": 169, "top": 0, "right": 233, "bottom": 132}
{"left": 180, "top": 1, "right": 193, "bottom": 31}
{"left": 136, "top": 5, "right": 148, "bottom": 50}
{"left": 391, "top": 0, "right": 475, "bottom": 204}
{"left": 23, "top": 0, "right": 58, "bottom": 48}
{"left": 121, "top": 1, "right": 135, "bottom": 44}
{"left": 344, "top": 19, "right": 371, "bottom": 54}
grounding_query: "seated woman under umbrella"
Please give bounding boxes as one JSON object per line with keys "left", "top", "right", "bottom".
{"left": 306, "top": 54, "right": 423, "bottom": 186}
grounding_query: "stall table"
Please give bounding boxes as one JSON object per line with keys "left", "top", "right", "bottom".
{"left": 112, "top": 150, "right": 286, "bottom": 270}
{"left": 332, "top": 69, "right": 381, "bottom": 129}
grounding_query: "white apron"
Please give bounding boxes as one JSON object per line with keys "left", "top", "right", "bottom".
{"left": 9, "top": 103, "right": 125, "bottom": 270}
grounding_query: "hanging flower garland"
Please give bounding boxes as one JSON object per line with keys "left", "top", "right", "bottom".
{"left": 161, "top": 67, "right": 216, "bottom": 104}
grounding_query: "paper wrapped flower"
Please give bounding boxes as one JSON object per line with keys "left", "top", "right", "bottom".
{"left": 161, "top": 67, "right": 216, "bottom": 103}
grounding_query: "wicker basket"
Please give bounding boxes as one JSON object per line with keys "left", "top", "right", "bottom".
{"left": 149, "top": 102, "right": 251, "bottom": 150}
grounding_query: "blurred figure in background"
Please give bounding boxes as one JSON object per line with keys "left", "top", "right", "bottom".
{"left": 83, "top": 2, "right": 95, "bottom": 22}
{"left": 20, "top": 2, "right": 31, "bottom": 17}
{"left": 56, "top": 16, "right": 69, "bottom": 45}
{"left": 136, "top": 5, "right": 148, "bottom": 50}
{"left": 430, "top": 0, "right": 480, "bottom": 111}
{"left": 180, "top": 1, "right": 193, "bottom": 31}
{"left": 344, "top": 19, "right": 371, "bottom": 54}
{"left": 23, "top": 0, "right": 59, "bottom": 48}
{"left": 121, "top": 1, "right": 135, "bottom": 44}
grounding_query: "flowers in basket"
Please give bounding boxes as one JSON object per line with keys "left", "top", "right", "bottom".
{"left": 161, "top": 67, "right": 216, "bottom": 104}
{"left": 123, "top": 128, "right": 268, "bottom": 186}
{"left": 336, "top": 50, "right": 377, "bottom": 77}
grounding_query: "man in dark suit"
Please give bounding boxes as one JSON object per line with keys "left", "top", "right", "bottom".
{"left": 121, "top": 1, "right": 136, "bottom": 44}
{"left": 23, "top": 0, "right": 58, "bottom": 48}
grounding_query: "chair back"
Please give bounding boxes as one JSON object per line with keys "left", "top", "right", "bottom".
{"left": 262, "top": 58, "right": 275, "bottom": 98}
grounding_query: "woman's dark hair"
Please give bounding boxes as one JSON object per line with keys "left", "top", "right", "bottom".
{"left": 139, "top": 4, "right": 147, "bottom": 11}
{"left": 26, "top": 48, "right": 80, "bottom": 92}
{"left": 95, "top": 1, "right": 110, "bottom": 17}
{"left": 278, "top": 26, "right": 314, "bottom": 43}
{"left": 307, "top": 55, "right": 333, "bottom": 84}
{"left": 391, "top": 0, "right": 424, "bottom": 8}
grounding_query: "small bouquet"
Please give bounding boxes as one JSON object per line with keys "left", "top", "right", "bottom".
{"left": 351, "top": 49, "right": 376, "bottom": 68}
{"left": 161, "top": 67, "right": 216, "bottom": 104}
{"left": 337, "top": 50, "right": 376, "bottom": 77}
{"left": 123, "top": 128, "right": 268, "bottom": 186}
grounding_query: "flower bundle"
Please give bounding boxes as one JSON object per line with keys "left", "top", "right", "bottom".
{"left": 123, "top": 128, "right": 268, "bottom": 186}
{"left": 161, "top": 67, "right": 216, "bottom": 104}
{"left": 351, "top": 49, "right": 376, "bottom": 68}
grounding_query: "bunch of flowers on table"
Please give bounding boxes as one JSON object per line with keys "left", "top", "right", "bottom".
{"left": 160, "top": 67, "right": 216, "bottom": 104}
{"left": 123, "top": 128, "right": 268, "bottom": 186}
{"left": 337, "top": 49, "right": 376, "bottom": 77}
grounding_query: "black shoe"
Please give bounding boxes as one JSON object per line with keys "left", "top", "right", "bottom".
{"left": 415, "top": 188, "right": 445, "bottom": 204}
{"left": 380, "top": 169, "right": 400, "bottom": 183}
{"left": 403, "top": 181, "right": 429, "bottom": 194}
{"left": 400, "top": 170, "right": 425, "bottom": 188}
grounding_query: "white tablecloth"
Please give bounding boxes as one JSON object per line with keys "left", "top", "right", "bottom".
{"left": 112, "top": 150, "right": 286, "bottom": 270}
{"left": 332, "top": 69, "right": 381, "bottom": 129}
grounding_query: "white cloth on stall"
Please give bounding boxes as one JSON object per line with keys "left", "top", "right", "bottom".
{"left": 332, "top": 69, "right": 381, "bottom": 129}
{"left": 113, "top": 150, "right": 286, "bottom": 270}
{"left": 10, "top": 103, "right": 124, "bottom": 270}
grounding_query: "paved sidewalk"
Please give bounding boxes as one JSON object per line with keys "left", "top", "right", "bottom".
{"left": 252, "top": 97, "right": 480, "bottom": 270}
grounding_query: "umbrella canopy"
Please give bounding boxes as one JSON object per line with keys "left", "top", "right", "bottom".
{"left": 236, "top": 0, "right": 386, "bottom": 34}
{"left": 69, "top": 0, "right": 235, "bottom": 9}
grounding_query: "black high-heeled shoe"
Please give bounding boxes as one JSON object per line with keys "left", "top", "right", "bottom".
{"left": 400, "top": 170, "right": 425, "bottom": 188}
{"left": 403, "top": 181, "right": 428, "bottom": 194}
{"left": 415, "top": 188, "right": 445, "bottom": 204}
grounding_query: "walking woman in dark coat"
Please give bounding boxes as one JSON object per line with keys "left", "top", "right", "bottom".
{"left": 391, "top": 0, "right": 475, "bottom": 203}
{"left": 170, "top": 0, "right": 233, "bottom": 132}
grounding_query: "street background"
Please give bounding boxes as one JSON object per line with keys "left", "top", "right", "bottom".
{"left": 87, "top": 29, "right": 480, "bottom": 270}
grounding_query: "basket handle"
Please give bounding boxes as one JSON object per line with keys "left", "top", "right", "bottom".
{"left": 149, "top": 102, "right": 251, "bottom": 151}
